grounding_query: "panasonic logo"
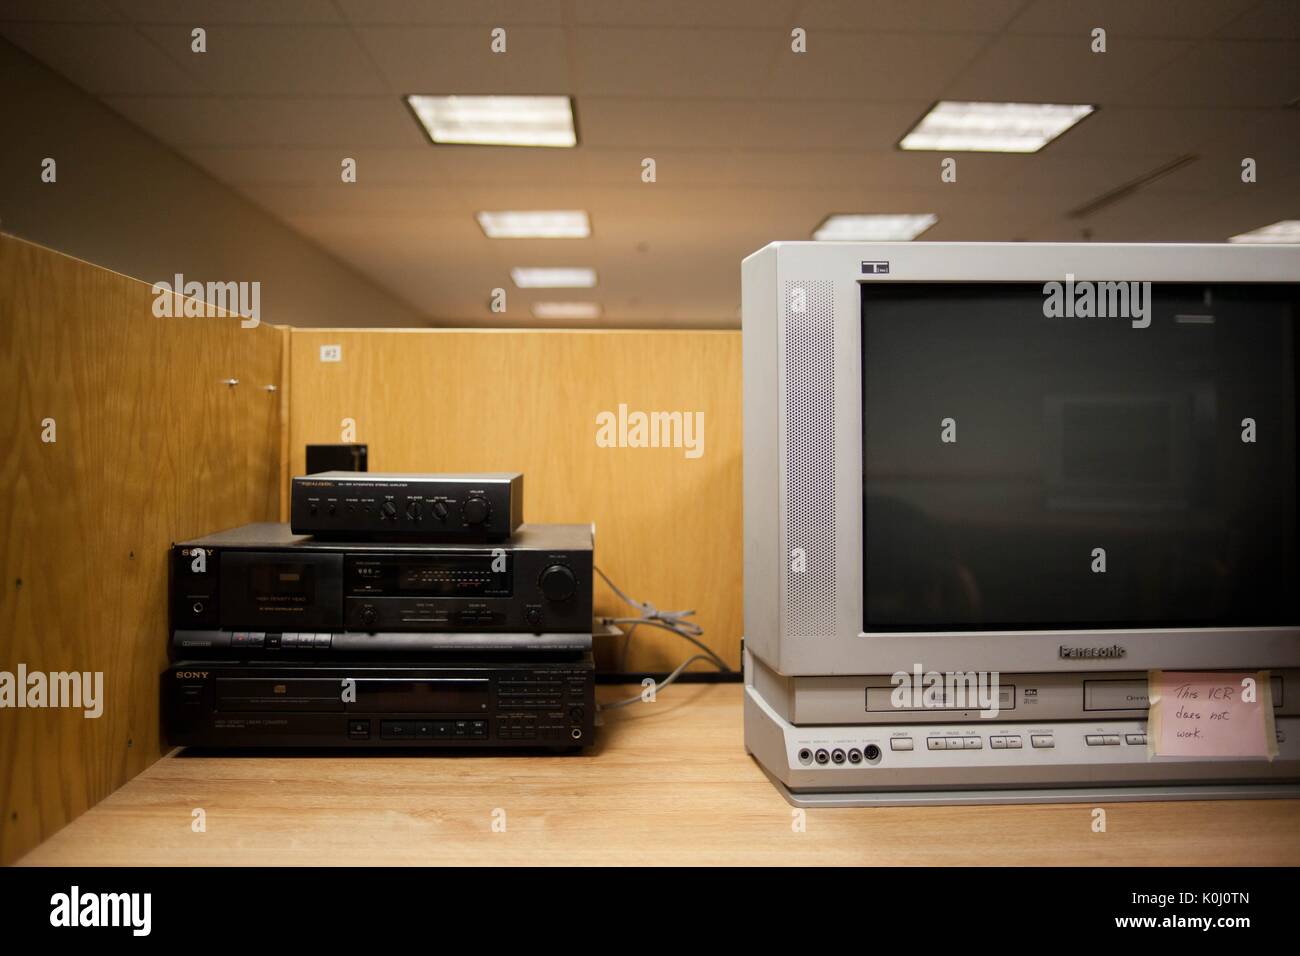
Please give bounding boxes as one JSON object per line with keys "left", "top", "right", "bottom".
{"left": 1059, "top": 644, "right": 1126, "bottom": 659}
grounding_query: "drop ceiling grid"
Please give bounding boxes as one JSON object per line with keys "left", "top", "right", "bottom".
{"left": 0, "top": 0, "right": 1296, "bottom": 326}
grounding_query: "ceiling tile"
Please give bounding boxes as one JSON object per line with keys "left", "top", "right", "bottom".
{"left": 944, "top": 34, "right": 1192, "bottom": 103}
{"left": 572, "top": 0, "right": 795, "bottom": 28}
{"left": 0, "top": 21, "right": 200, "bottom": 93}
{"left": 106, "top": 95, "right": 424, "bottom": 147}
{"left": 134, "top": 23, "right": 387, "bottom": 94}
{"left": 576, "top": 98, "right": 927, "bottom": 150}
{"left": 765, "top": 31, "right": 987, "bottom": 101}
{"left": 113, "top": 0, "right": 342, "bottom": 24}
{"left": 1007, "top": 0, "right": 1258, "bottom": 39}
{"left": 335, "top": 0, "right": 565, "bottom": 26}
{"left": 1217, "top": 1, "right": 1300, "bottom": 40}
{"left": 572, "top": 27, "right": 776, "bottom": 98}
{"left": 1121, "top": 41, "right": 1300, "bottom": 107}
{"left": 800, "top": 0, "right": 1024, "bottom": 33}
{"left": 0, "top": 0, "right": 120, "bottom": 20}
{"left": 356, "top": 25, "right": 569, "bottom": 94}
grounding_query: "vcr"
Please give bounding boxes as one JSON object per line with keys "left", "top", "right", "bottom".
{"left": 165, "top": 655, "right": 595, "bottom": 749}
{"left": 170, "top": 522, "right": 594, "bottom": 659}
{"left": 291, "top": 472, "right": 523, "bottom": 541}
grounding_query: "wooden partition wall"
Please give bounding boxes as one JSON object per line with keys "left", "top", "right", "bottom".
{"left": 287, "top": 329, "right": 744, "bottom": 674}
{"left": 0, "top": 234, "right": 284, "bottom": 864}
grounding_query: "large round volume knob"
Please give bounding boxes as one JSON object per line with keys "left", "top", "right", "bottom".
{"left": 462, "top": 495, "right": 490, "bottom": 526}
{"left": 538, "top": 565, "right": 577, "bottom": 602}
{"left": 360, "top": 604, "right": 378, "bottom": 628}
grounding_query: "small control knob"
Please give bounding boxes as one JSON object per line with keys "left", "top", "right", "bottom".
{"left": 539, "top": 565, "right": 577, "bottom": 602}
{"left": 525, "top": 607, "right": 543, "bottom": 630}
{"left": 379, "top": 500, "right": 398, "bottom": 521}
{"left": 405, "top": 500, "right": 421, "bottom": 521}
{"left": 360, "top": 604, "right": 378, "bottom": 628}
{"left": 431, "top": 500, "right": 449, "bottom": 521}
{"left": 462, "top": 495, "right": 490, "bottom": 526}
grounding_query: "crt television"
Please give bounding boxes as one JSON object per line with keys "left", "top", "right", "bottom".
{"left": 741, "top": 241, "right": 1299, "bottom": 805}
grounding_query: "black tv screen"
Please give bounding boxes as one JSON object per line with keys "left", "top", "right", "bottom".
{"left": 861, "top": 282, "right": 1298, "bottom": 631}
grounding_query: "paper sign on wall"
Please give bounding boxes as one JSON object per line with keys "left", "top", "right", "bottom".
{"left": 1147, "top": 671, "right": 1277, "bottom": 759}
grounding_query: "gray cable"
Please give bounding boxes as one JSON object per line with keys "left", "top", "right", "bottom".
{"left": 598, "top": 654, "right": 724, "bottom": 711}
{"left": 593, "top": 565, "right": 734, "bottom": 711}
{"left": 594, "top": 565, "right": 732, "bottom": 672}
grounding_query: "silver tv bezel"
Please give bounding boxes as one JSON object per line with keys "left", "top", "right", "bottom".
{"left": 741, "top": 241, "right": 1300, "bottom": 677}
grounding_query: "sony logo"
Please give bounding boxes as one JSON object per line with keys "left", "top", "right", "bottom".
{"left": 1059, "top": 644, "right": 1126, "bottom": 659}
{"left": 175, "top": 671, "right": 209, "bottom": 679}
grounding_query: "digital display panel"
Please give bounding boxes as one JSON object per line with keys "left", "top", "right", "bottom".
{"left": 347, "top": 555, "right": 511, "bottom": 598}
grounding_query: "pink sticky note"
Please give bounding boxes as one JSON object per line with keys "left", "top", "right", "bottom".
{"left": 1147, "top": 671, "right": 1277, "bottom": 758}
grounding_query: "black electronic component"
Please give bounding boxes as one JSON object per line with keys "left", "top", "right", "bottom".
{"left": 291, "top": 472, "right": 522, "bottom": 541}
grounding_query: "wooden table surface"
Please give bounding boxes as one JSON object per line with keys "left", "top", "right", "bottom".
{"left": 19, "top": 683, "right": 1300, "bottom": 866}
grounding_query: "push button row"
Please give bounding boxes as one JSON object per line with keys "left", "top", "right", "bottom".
{"left": 249, "top": 632, "right": 333, "bottom": 649}
{"left": 926, "top": 736, "right": 983, "bottom": 750}
{"left": 1085, "top": 734, "right": 1122, "bottom": 746}
{"left": 380, "top": 719, "right": 487, "bottom": 740}
{"left": 990, "top": 735, "right": 1022, "bottom": 749}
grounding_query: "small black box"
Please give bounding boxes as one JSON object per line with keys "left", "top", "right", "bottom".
{"left": 305, "top": 443, "right": 368, "bottom": 474}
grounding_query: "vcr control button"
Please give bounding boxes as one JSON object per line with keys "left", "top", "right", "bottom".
{"left": 1125, "top": 733, "right": 1147, "bottom": 745}
{"left": 890, "top": 738, "right": 914, "bottom": 751}
{"left": 1004, "top": 736, "right": 1022, "bottom": 749}
{"left": 381, "top": 720, "right": 415, "bottom": 739}
{"left": 927, "top": 737, "right": 944, "bottom": 751}
{"left": 1031, "top": 735, "right": 1054, "bottom": 748}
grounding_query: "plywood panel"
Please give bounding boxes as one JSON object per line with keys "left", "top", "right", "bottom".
{"left": 0, "top": 234, "right": 283, "bottom": 865}
{"left": 288, "top": 329, "right": 743, "bottom": 674}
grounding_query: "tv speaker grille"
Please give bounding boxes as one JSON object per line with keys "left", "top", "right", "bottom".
{"left": 784, "top": 280, "right": 836, "bottom": 637}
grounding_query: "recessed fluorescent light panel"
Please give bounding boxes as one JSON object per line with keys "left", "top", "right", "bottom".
{"left": 532, "top": 302, "right": 602, "bottom": 320}
{"left": 900, "top": 101, "right": 1095, "bottom": 153}
{"left": 476, "top": 210, "right": 591, "bottom": 239}
{"left": 1228, "top": 220, "right": 1300, "bottom": 244}
{"left": 511, "top": 267, "right": 598, "bottom": 289}
{"left": 406, "top": 95, "right": 576, "bottom": 147}
{"left": 813, "top": 214, "right": 937, "bottom": 241}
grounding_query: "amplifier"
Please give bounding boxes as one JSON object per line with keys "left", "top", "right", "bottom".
{"left": 164, "top": 655, "right": 595, "bottom": 749}
{"left": 291, "top": 472, "right": 523, "bottom": 541}
{"left": 171, "top": 522, "right": 593, "bottom": 658}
